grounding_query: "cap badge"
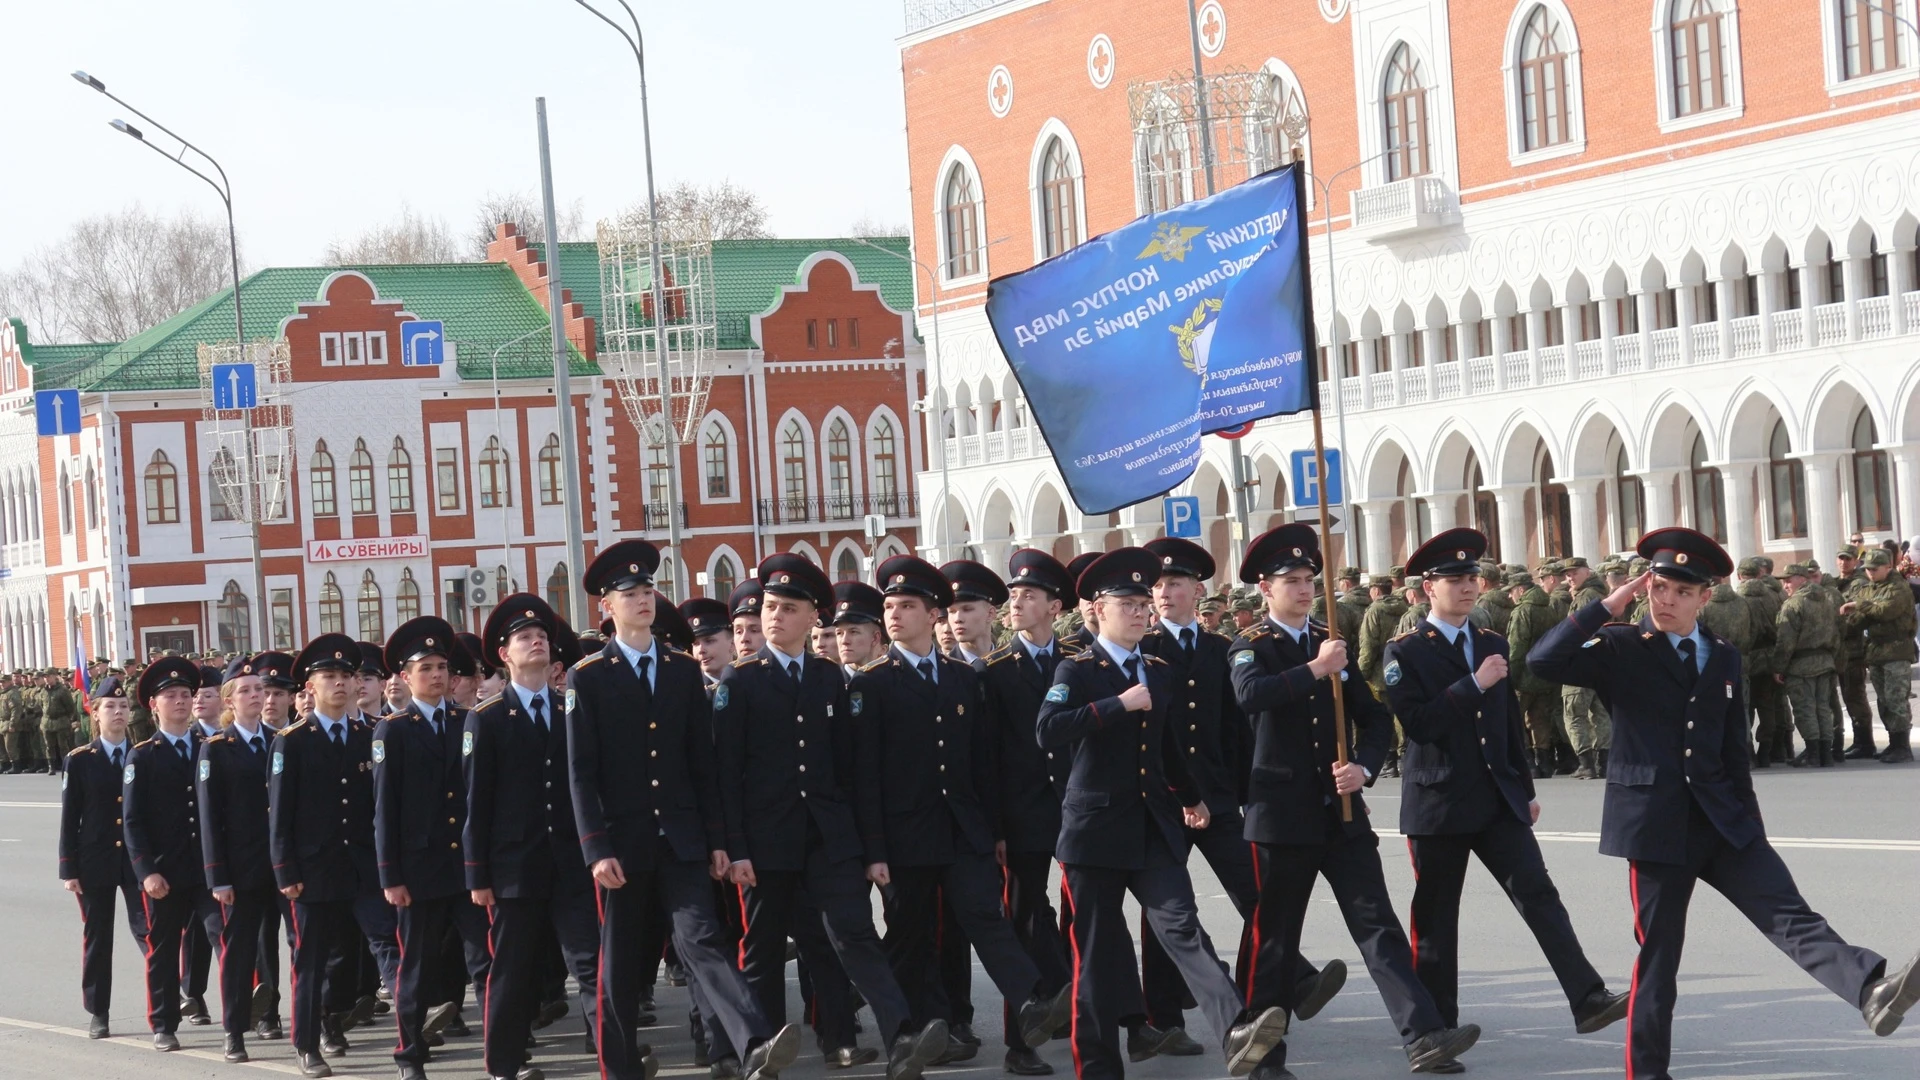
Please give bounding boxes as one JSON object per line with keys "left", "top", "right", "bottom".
{"left": 777, "top": 574, "right": 790, "bottom": 584}
{"left": 1456, "top": 550, "right": 1466, "bottom": 560}
{"left": 1162, "top": 556, "right": 1173, "bottom": 566}
{"left": 1131, "top": 571, "right": 1142, "bottom": 582}
{"left": 1675, "top": 552, "right": 1689, "bottom": 565}
{"left": 838, "top": 602, "right": 849, "bottom": 611}
{"left": 333, "top": 651, "right": 343, "bottom": 659}
{"left": 1292, "top": 547, "right": 1302, "bottom": 557}
{"left": 893, "top": 575, "right": 905, "bottom": 585}
{"left": 424, "top": 637, "right": 435, "bottom": 646}
{"left": 523, "top": 610, "right": 534, "bottom": 619}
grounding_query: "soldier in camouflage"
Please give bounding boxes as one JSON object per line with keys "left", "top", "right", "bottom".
{"left": 16, "top": 675, "right": 44, "bottom": 773}
{"left": 1559, "top": 558, "right": 1611, "bottom": 779}
{"left": 1841, "top": 548, "right": 1917, "bottom": 764}
{"left": 1359, "top": 568, "right": 1411, "bottom": 778}
{"left": 1504, "top": 569, "right": 1560, "bottom": 779}
{"left": 1832, "top": 548, "right": 1877, "bottom": 759}
{"left": 1737, "top": 558, "right": 1787, "bottom": 766}
{"left": 0, "top": 674, "right": 21, "bottom": 772}
{"left": 1471, "top": 562, "right": 1512, "bottom": 636}
{"left": 1699, "top": 574, "right": 1757, "bottom": 747}
{"left": 40, "top": 671, "right": 81, "bottom": 776}
{"left": 1773, "top": 564, "right": 1840, "bottom": 767}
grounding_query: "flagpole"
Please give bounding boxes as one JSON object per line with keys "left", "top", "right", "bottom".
{"left": 1291, "top": 149, "right": 1351, "bottom": 822}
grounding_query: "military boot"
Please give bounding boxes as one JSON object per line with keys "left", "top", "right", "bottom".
{"left": 1845, "top": 722, "right": 1879, "bottom": 759}
{"left": 1572, "top": 751, "right": 1596, "bottom": 780}
{"left": 1594, "top": 748, "right": 1609, "bottom": 779}
{"left": 1879, "top": 731, "right": 1914, "bottom": 764}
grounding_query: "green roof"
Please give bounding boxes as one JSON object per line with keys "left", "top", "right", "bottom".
{"left": 25, "top": 262, "right": 594, "bottom": 392}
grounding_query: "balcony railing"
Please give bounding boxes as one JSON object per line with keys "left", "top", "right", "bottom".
{"left": 903, "top": 0, "right": 1005, "bottom": 32}
{"left": 1349, "top": 176, "right": 1461, "bottom": 241}
{"left": 642, "top": 502, "right": 688, "bottom": 531}
{"left": 757, "top": 492, "right": 919, "bottom": 527}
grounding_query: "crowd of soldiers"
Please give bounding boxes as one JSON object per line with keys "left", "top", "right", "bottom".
{"left": 38, "top": 525, "right": 1920, "bottom": 1080}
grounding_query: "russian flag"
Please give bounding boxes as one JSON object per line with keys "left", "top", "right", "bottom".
{"left": 72, "top": 637, "right": 89, "bottom": 709}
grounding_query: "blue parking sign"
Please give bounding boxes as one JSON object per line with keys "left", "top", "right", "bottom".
{"left": 1163, "top": 496, "right": 1201, "bottom": 539}
{"left": 1289, "top": 448, "right": 1342, "bottom": 508}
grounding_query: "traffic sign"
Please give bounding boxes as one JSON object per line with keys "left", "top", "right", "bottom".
{"left": 1290, "top": 448, "right": 1342, "bottom": 508}
{"left": 400, "top": 320, "right": 445, "bottom": 366}
{"left": 34, "top": 389, "right": 80, "bottom": 438}
{"left": 1215, "top": 421, "right": 1254, "bottom": 440}
{"left": 1293, "top": 509, "right": 1345, "bottom": 535}
{"left": 1163, "top": 495, "right": 1201, "bottom": 539}
{"left": 211, "top": 363, "right": 258, "bottom": 410}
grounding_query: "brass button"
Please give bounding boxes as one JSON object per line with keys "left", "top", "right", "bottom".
{"left": 341, "top": 798, "right": 348, "bottom": 805}
{"left": 938, "top": 765, "right": 945, "bottom": 772}
{"left": 115, "top": 841, "right": 122, "bottom": 847}
{"left": 1686, "top": 722, "right": 1694, "bottom": 730}
{"left": 545, "top": 781, "right": 552, "bottom": 788}
{"left": 1189, "top": 747, "right": 1196, "bottom": 754}
{"left": 941, "top": 788, "right": 948, "bottom": 795}
{"left": 797, "top": 715, "right": 805, "bottom": 722}
{"left": 1188, "top": 702, "right": 1197, "bottom": 710}
{"left": 799, "top": 790, "right": 807, "bottom": 797}
{"left": 937, "top": 740, "right": 944, "bottom": 748}
{"left": 1187, "top": 680, "right": 1196, "bottom": 688}
{"left": 651, "top": 779, "right": 660, "bottom": 787}
{"left": 115, "top": 818, "right": 122, "bottom": 825}
{"left": 1046, "top": 753, "right": 1054, "bottom": 760}
{"left": 1480, "top": 738, "right": 1487, "bottom": 746}
{"left": 448, "top": 817, "right": 456, "bottom": 824}
{"left": 649, "top": 722, "right": 657, "bottom": 729}
{"left": 450, "top": 842, "right": 458, "bottom": 849}
{"left": 340, "top": 778, "right": 347, "bottom": 785}
{"left": 1139, "top": 768, "right": 1146, "bottom": 775}
{"left": 650, "top": 750, "right": 658, "bottom": 758}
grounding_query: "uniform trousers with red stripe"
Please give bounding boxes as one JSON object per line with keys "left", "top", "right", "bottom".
{"left": 481, "top": 890, "right": 600, "bottom": 1077}
{"left": 793, "top": 889, "right": 859, "bottom": 1050}
{"left": 1002, "top": 851, "right": 1073, "bottom": 1048}
{"left": 210, "top": 886, "right": 278, "bottom": 1035}
{"left": 1622, "top": 801, "right": 1885, "bottom": 1080}
{"left": 287, "top": 898, "right": 357, "bottom": 1055}
{"left": 883, "top": 854, "right": 1045, "bottom": 1031}
{"left": 392, "top": 894, "right": 491, "bottom": 1066}
{"left": 139, "top": 884, "right": 215, "bottom": 1033}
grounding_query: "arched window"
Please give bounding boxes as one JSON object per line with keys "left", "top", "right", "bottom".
{"left": 710, "top": 554, "right": 738, "bottom": 600}
{"left": 348, "top": 438, "right": 375, "bottom": 514}
{"left": 655, "top": 557, "right": 676, "bottom": 604}
{"left": 538, "top": 433, "right": 564, "bottom": 505}
{"left": 1615, "top": 445, "right": 1646, "bottom": 548}
{"left": 826, "top": 418, "right": 854, "bottom": 519}
{"left": 57, "top": 464, "right": 72, "bottom": 535}
{"left": 781, "top": 420, "right": 810, "bottom": 519}
{"left": 1518, "top": 6, "right": 1571, "bottom": 150}
{"left": 546, "top": 562, "right": 571, "bottom": 623}
{"left": 1841, "top": 0, "right": 1903, "bottom": 79}
{"left": 1537, "top": 450, "right": 1571, "bottom": 558}
{"left": 1767, "top": 421, "right": 1806, "bottom": 539}
{"left": 144, "top": 450, "right": 179, "bottom": 525}
{"left": 310, "top": 440, "right": 337, "bottom": 517}
{"left": 871, "top": 417, "right": 899, "bottom": 513}
{"left": 1250, "top": 68, "right": 1311, "bottom": 177}
{"left": 318, "top": 571, "right": 344, "bottom": 634}
{"left": 208, "top": 448, "right": 234, "bottom": 522}
{"left": 1670, "top": 0, "right": 1730, "bottom": 117}
{"left": 703, "top": 424, "right": 731, "bottom": 498}
{"left": 388, "top": 437, "right": 414, "bottom": 512}
{"left": 1134, "top": 99, "right": 1191, "bottom": 213}
{"left": 1851, "top": 408, "right": 1891, "bottom": 532}
{"left": 942, "top": 165, "right": 982, "bottom": 279}
{"left": 217, "top": 580, "right": 251, "bottom": 654}
{"left": 357, "top": 570, "right": 383, "bottom": 641}
{"left": 1691, "top": 432, "right": 1727, "bottom": 541}
{"left": 836, "top": 548, "right": 861, "bottom": 583}
{"left": 83, "top": 462, "right": 99, "bottom": 531}
{"left": 395, "top": 568, "right": 421, "bottom": 621}
{"left": 478, "top": 436, "right": 511, "bottom": 509}
{"left": 645, "top": 437, "right": 671, "bottom": 508}
{"left": 1039, "top": 137, "right": 1079, "bottom": 258}
{"left": 1383, "top": 44, "right": 1429, "bottom": 180}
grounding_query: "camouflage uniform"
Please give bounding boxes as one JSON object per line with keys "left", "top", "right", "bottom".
{"left": 1850, "top": 550, "right": 1917, "bottom": 762}
{"left": 1472, "top": 577, "right": 1514, "bottom": 637}
{"left": 1560, "top": 560, "right": 1611, "bottom": 775}
{"left": 1737, "top": 561, "right": 1787, "bottom": 765}
{"left": 1395, "top": 599, "right": 1430, "bottom": 637}
{"left": 40, "top": 679, "right": 79, "bottom": 775}
{"left": 1773, "top": 565, "right": 1839, "bottom": 766}
{"left": 1699, "top": 580, "right": 1756, "bottom": 737}
{"left": 17, "top": 682, "right": 43, "bottom": 771}
{"left": 1505, "top": 576, "right": 1561, "bottom": 766}
{"left": 0, "top": 681, "right": 18, "bottom": 771}
{"left": 1358, "top": 590, "right": 1411, "bottom": 772}
{"left": 1833, "top": 559, "right": 1877, "bottom": 756}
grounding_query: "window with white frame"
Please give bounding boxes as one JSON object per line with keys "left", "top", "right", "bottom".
{"left": 1134, "top": 98, "right": 1192, "bottom": 214}
{"left": 1514, "top": 5, "right": 1577, "bottom": 154}
{"left": 1823, "top": 0, "right": 1916, "bottom": 91}
{"left": 1383, "top": 44, "right": 1430, "bottom": 181}
{"left": 1654, "top": 0, "right": 1743, "bottom": 129}
{"left": 1038, "top": 136, "right": 1080, "bottom": 258}
{"left": 703, "top": 424, "right": 731, "bottom": 499}
{"left": 942, "top": 164, "right": 982, "bottom": 280}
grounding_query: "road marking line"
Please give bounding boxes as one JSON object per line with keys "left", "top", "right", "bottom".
{"left": 0, "top": 1014, "right": 303, "bottom": 1074}
{"left": 0, "top": 801, "right": 61, "bottom": 808}
{"left": 1377, "top": 828, "right": 1920, "bottom": 852}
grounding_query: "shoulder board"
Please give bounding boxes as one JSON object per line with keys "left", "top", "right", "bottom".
{"left": 135, "top": 736, "right": 160, "bottom": 750}
{"left": 984, "top": 645, "right": 1018, "bottom": 666}
{"left": 1601, "top": 620, "right": 1634, "bottom": 628}
{"left": 1388, "top": 628, "right": 1418, "bottom": 643}
{"left": 281, "top": 720, "right": 311, "bottom": 736}
{"left": 1239, "top": 625, "right": 1272, "bottom": 642}
{"left": 858, "top": 655, "right": 891, "bottom": 673}
{"left": 1142, "top": 654, "right": 1168, "bottom": 666}
{"left": 731, "top": 655, "right": 766, "bottom": 669}
{"left": 68, "top": 745, "right": 92, "bottom": 758}
{"left": 474, "top": 693, "right": 503, "bottom": 712}
{"left": 1307, "top": 618, "right": 1329, "bottom": 632}
{"left": 1141, "top": 626, "right": 1164, "bottom": 637}
{"left": 666, "top": 646, "right": 694, "bottom": 659}
{"left": 573, "top": 654, "right": 605, "bottom": 670}
{"left": 1069, "top": 648, "right": 1097, "bottom": 662}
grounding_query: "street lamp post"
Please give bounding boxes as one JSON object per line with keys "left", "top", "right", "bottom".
{"left": 73, "top": 71, "right": 269, "bottom": 653}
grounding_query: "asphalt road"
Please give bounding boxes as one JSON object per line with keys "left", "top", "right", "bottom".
{"left": 1, "top": 759, "right": 1916, "bottom": 1080}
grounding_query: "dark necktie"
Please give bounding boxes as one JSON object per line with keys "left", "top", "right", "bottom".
{"left": 917, "top": 658, "right": 935, "bottom": 683}
{"left": 175, "top": 738, "right": 189, "bottom": 765}
{"left": 786, "top": 660, "right": 802, "bottom": 684}
{"left": 1180, "top": 627, "right": 1196, "bottom": 658}
{"left": 1124, "top": 656, "right": 1141, "bottom": 686}
{"left": 1677, "top": 639, "right": 1698, "bottom": 685}
{"left": 427, "top": 708, "right": 442, "bottom": 739}
{"left": 330, "top": 724, "right": 345, "bottom": 750}
{"left": 1452, "top": 631, "right": 1469, "bottom": 668}
{"left": 530, "top": 694, "right": 547, "bottom": 732}
{"left": 110, "top": 746, "right": 123, "bottom": 770}
{"left": 1032, "top": 648, "right": 1050, "bottom": 679}
{"left": 250, "top": 735, "right": 264, "bottom": 756}
{"left": 635, "top": 656, "right": 653, "bottom": 702}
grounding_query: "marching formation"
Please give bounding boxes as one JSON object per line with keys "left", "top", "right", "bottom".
{"left": 50, "top": 525, "right": 1920, "bottom": 1080}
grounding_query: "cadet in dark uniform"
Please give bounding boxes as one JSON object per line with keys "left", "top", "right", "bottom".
{"left": 1383, "top": 528, "right": 1625, "bottom": 1038}
{"left": 1137, "top": 538, "right": 1343, "bottom": 1051}
{"left": 851, "top": 555, "right": 1069, "bottom": 1052}
{"left": 374, "top": 616, "right": 494, "bottom": 1078}
{"left": 122, "top": 657, "right": 211, "bottom": 1052}
{"left": 269, "top": 634, "right": 380, "bottom": 1078}
{"left": 1035, "top": 548, "right": 1288, "bottom": 1080}
{"left": 197, "top": 656, "right": 282, "bottom": 1062}
{"left": 464, "top": 595, "right": 603, "bottom": 1080}
{"left": 684, "top": 598, "right": 736, "bottom": 684}
{"left": 1528, "top": 527, "right": 1920, "bottom": 1080}
{"left": 58, "top": 674, "right": 148, "bottom": 1040}
{"left": 1229, "top": 524, "right": 1480, "bottom": 1078}
{"left": 567, "top": 539, "right": 800, "bottom": 1080}
{"left": 179, "top": 662, "right": 226, "bottom": 1029}
{"left": 248, "top": 650, "right": 299, "bottom": 1041}
{"left": 717, "top": 554, "right": 949, "bottom": 1079}
{"left": 830, "top": 583, "right": 889, "bottom": 673}
{"left": 731, "top": 580, "right": 766, "bottom": 657}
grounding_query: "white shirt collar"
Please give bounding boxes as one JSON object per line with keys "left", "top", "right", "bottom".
{"left": 1266, "top": 615, "right": 1309, "bottom": 643}
{"left": 230, "top": 719, "right": 264, "bottom": 743}
{"left": 613, "top": 635, "right": 657, "bottom": 669}
{"left": 1096, "top": 635, "right": 1143, "bottom": 670}
{"left": 1425, "top": 613, "right": 1469, "bottom": 642}
{"left": 99, "top": 737, "right": 127, "bottom": 756}
{"left": 1019, "top": 632, "right": 1056, "bottom": 658}
{"left": 313, "top": 712, "right": 347, "bottom": 737}
{"left": 1161, "top": 617, "right": 1200, "bottom": 639}
{"left": 511, "top": 681, "right": 550, "bottom": 712}
{"left": 956, "top": 645, "right": 984, "bottom": 665}
{"left": 413, "top": 697, "right": 444, "bottom": 716}
{"left": 766, "top": 642, "right": 807, "bottom": 670}
{"left": 1665, "top": 626, "right": 1709, "bottom": 668}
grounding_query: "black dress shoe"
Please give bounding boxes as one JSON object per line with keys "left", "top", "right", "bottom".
{"left": 1406, "top": 1025, "right": 1480, "bottom": 1073}
{"left": 490, "top": 1070, "right": 545, "bottom": 1080}
{"left": 929, "top": 1026, "right": 980, "bottom": 1066}
{"left": 1248, "top": 1061, "right": 1298, "bottom": 1080}
{"left": 1224, "top": 1007, "right": 1289, "bottom": 1076}
{"left": 1294, "top": 958, "right": 1347, "bottom": 1021}
{"left": 1422, "top": 1062, "right": 1466, "bottom": 1075}
{"left": 1571, "top": 987, "right": 1629, "bottom": 1033}
{"left": 1126, "top": 1024, "right": 1172, "bottom": 1062}
{"left": 444, "top": 1013, "right": 471, "bottom": 1037}
{"left": 639, "top": 990, "right": 657, "bottom": 1013}
{"left": 251, "top": 983, "right": 275, "bottom": 1027}
{"left": 87, "top": 1014, "right": 109, "bottom": 1039}
{"left": 711, "top": 1055, "right": 743, "bottom": 1080}
{"left": 258, "top": 1016, "right": 285, "bottom": 1040}
{"left": 885, "top": 1019, "right": 947, "bottom": 1080}
{"left": 299, "top": 1051, "right": 335, "bottom": 1078}
{"left": 1015, "top": 990, "right": 1067, "bottom": 1049}
{"left": 825, "top": 1045, "right": 879, "bottom": 1069}
{"left": 533, "top": 998, "right": 568, "bottom": 1029}
{"left": 1155, "top": 1027, "right": 1204, "bottom": 1055}
{"left": 337, "top": 993, "right": 377, "bottom": 1032}
{"left": 694, "top": 1031, "right": 712, "bottom": 1067}
{"left": 950, "top": 1021, "right": 982, "bottom": 1047}
{"left": 665, "top": 963, "right": 689, "bottom": 987}
{"left": 422, "top": 1001, "right": 458, "bottom": 1039}
{"left": 1864, "top": 949, "right": 1920, "bottom": 1035}
{"left": 397, "top": 1063, "right": 428, "bottom": 1080}
{"left": 1003, "top": 1047, "right": 1053, "bottom": 1075}
{"left": 153, "top": 1030, "right": 181, "bottom": 1052}
{"left": 321, "top": 1018, "right": 350, "bottom": 1057}
{"left": 744, "top": 1023, "right": 801, "bottom": 1080}
{"left": 225, "top": 1033, "right": 249, "bottom": 1062}
{"left": 183, "top": 994, "right": 212, "bottom": 1025}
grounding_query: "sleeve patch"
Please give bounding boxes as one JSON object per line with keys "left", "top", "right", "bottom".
{"left": 123, "top": 763, "right": 136, "bottom": 785}
{"left": 1231, "top": 650, "right": 1257, "bottom": 667}
{"left": 712, "top": 684, "right": 729, "bottom": 710}
{"left": 849, "top": 691, "right": 863, "bottom": 717}
{"left": 462, "top": 730, "right": 474, "bottom": 756}
{"left": 197, "top": 758, "right": 210, "bottom": 782}
{"left": 565, "top": 688, "right": 577, "bottom": 715}
{"left": 1383, "top": 660, "right": 1402, "bottom": 687}
{"left": 271, "top": 752, "right": 284, "bottom": 776}
{"left": 1582, "top": 637, "right": 1602, "bottom": 648}
{"left": 371, "top": 739, "right": 385, "bottom": 764}
{"left": 1045, "top": 683, "right": 1071, "bottom": 704}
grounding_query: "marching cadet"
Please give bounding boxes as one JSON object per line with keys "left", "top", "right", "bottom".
{"left": 58, "top": 674, "right": 148, "bottom": 1040}
{"left": 715, "top": 554, "right": 950, "bottom": 1079}
{"left": 451, "top": 632, "right": 487, "bottom": 710}
{"left": 682, "top": 598, "right": 736, "bottom": 685}
{"left": 1227, "top": 525, "right": 1479, "bottom": 1078}
{"left": 831, "top": 582, "right": 889, "bottom": 674}
{"left": 1383, "top": 529, "right": 1627, "bottom": 1041}
{"left": 464, "top": 595, "right": 603, "bottom": 1080}
{"left": 253, "top": 652, "right": 298, "bottom": 730}
{"left": 1529, "top": 527, "right": 1920, "bottom": 1080}
{"left": 197, "top": 656, "right": 280, "bottom": 1062}
{"left": 179, "top": 663, "right": 225, "bottom": 1029}
{"left": 567, "top": 539, "right": 801, "bottom": 1080}
{"left": 1736, "top": 559, "right": 1786, "bottom": 766}
{"left": 851, "top": 555, "right": 1070, "bottom": 1056}
{"left": 1035, "top": 547, "right": 1289, "bottom": 1080}
{"left": 1138, "top": 537, "right": 1344, "bottom": 1053}
{"left": 122, "top": 657, "right": 211, "bottom": 1051}
{"left": 43, "top": 668, "right": 80, "bottom": 775}
{"left": 978, "top": 548, "right": 1075, "bottom": 1076}
{"left": 1840, "top": 548, "right": 1917, "bottom": 763}
{"left": 1773, "top": 564, "right": 1839, "bottom": 767}
{"left": 245, "top": 650, "right": 299, "bottom": 1041}
{"left": 942, "top": 560, "right": 1005, "bottom": 668}
{"left": 269, "top": 634, "right": 380, "bottom": 1078}
{"left": 354, "top": 642, "right": 390, "bottom": 723}
{"left": 374, "top": 616, "right": 495, "bottom": 1078}
{"left": 731, "top": 580, "right": 767, "bottom": 657}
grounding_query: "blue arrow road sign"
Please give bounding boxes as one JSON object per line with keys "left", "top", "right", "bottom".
{"left": 400, "top": 321, "right": 445, "bottom": 366}
{"left": 1289, "top": 448, "right": 1342, "bottom": 508}
{"left": 34, "top": 389, "right": 80, "bottom": 438}
{"left": 211, "top": 363, "right": 258, "bottom": 410}
{"left": 1163, "top": 495, "right": 1201, "bottom": 539}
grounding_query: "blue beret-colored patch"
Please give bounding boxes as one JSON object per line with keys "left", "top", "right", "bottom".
{"left": 1384, "top": 660, "right": 1402, "bottom": 687}
{"left": 271, "top": 752, "right": 283, "bottom": 775}
{"left": 713, "top": 684, "right": 729, "bottom": 710}
{"left": 1231, "top": 650, "right": 1257, "bottom": 667}
{"left": 1045, "top": 683, "right": 1070, "bottom": 704}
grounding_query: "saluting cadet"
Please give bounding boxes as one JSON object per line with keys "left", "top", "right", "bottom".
{"left": 851, "top": 555, "right": 1071, "bottom": 1054}
{"left": 1138, "top": 538, "right": 1344, "bottom": 1053}
{"left": 716, "top": 554, "right": 949, "bottom": 1078}
{"left": 1229, "top": 524, "right": 1480, "bottom": 1078}
{"left": 978, "top": 548, "right": 1075, "bottom": 1076}
{"left": 1529, "top": 527, "right": 1920, "bottom": 1080}
{"left": 58, "top": 674, "right": 148, "bottom": 1041}
{"left": 731, "top": 581, "right": 766, "bottom": 657}
{"left": 196, "top": 656, "right": 282, "bottom": 1062}
{"left": 1035, "top": 547, "right": 1289, "bottom": 1080}
{"left": 830, "top": 582, "right": 888, "bottom": 674}
{"left": 374, "top": 616, "right": 494, "bottom": 1078}
{"left": 1382, "top": 529, "right": 1626, "bottom": 1042}
{"left": 568, "top": 538, "right": 801, "bottom": 1080}
{"left": 464, "top": 595, "right": 602, "bottom": 1080}
{"left": 269, "top": 634, "right": 381, "bottom": 1078}
{"left": 122, "top": 657, "right": 213, "bottom": 1052}
{"left": 682, "top": 598, "right": 736, "bottom": 686}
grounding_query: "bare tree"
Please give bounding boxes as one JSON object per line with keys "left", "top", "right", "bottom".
{"left": 848, "top": 214, "right": 909, "bottom": 238}
{"left": 0, "top": 205, "right": 237, "bottom": 344}
{"left": 471, "top": 189, "right": 588, "bottom": 258}
{"left": 619, "top": 180, "right": 774, "bottom": 245}
{"left": 325, "top": 204, "right": 462, "bottom": 265}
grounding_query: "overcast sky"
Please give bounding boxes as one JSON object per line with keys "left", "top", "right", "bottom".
{"left": 6, "top": 0, "right": 914, "bottom": 268}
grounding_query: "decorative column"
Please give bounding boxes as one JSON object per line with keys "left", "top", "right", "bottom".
{"left": 1358, "top": 501, "right": 1394, "bottom": 576}
{"left": 1425, "top": 491, "right": 1461, "bottom": 533}
{"left": 1716, "top": 459, "right": 1760, "bottom": 562}
{"left": 1559, "top": 477, "right": 1602, "bottom": 560}
{"left": 1798, "top": 264, "right": 1817, "bottom": 346}
{"left": 1633, "top": 468, "right": 1683, "bottom": 531}
{"left": 1525, "top": 307, "right": 1545, "bottom": 385}
{"left": 1892, "top": 239, "right": 1916, "bottom": 335}
{"left": 1758, "top": 265, "right": 1778, "bottom": 353}
{"left": 1885, "top": 444, "right": 1920, "bottom": 541}
{"left": 1421, "top": 324, "right": 1444, "bottom": 398}
{"left": 1676, "top": 283, "right": 1696, "bottom": 366}
{"left": 1636, "top": 290, "right": 1656, "bottom": 368}
{"left": 1491, "top": 315, "right": 1511, "bottom": 391}
{"left": 1714, "top": 276, "right": 1734, "bottom": 361}
{"left": 1795, "top": 452, "right": 1846, "bottom": 567}
{"left": 1842, "top": 255, "right": 1861, "bottom": 341}
{"left": 1599, "top": 293, "right": 1619, "bottom": 374}
{"left": 1491, "top": 483, "right": 1531, "bottom": 566}
{"left": 1359, "top": 337, "right": 1376, "bottom": 410}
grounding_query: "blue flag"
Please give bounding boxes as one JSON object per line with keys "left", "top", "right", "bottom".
{"left": 985, "top": 164, "right": 1315, "bottom": 515}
